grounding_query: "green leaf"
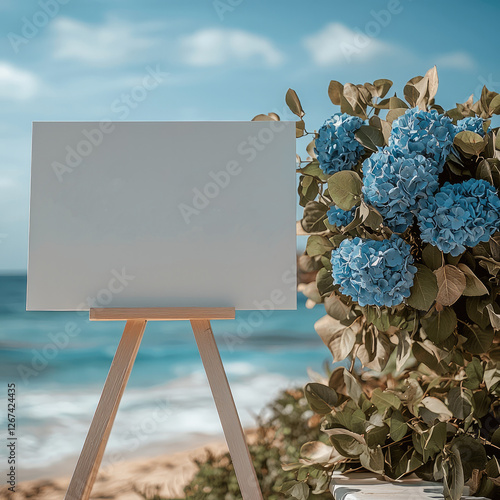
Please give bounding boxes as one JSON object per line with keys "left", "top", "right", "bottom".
{"left": 297, "top": 159, "right": 324, "bottom": 179}
{"left": 386, "top": 107, "right": 407, "bottom": 123}
{"left": 296, "top": 119, "right": 305, "bottom": 138}
{"left": 457, "top": 263, "right": 489, "bottom": 296}
{"left": 477, "top": 158, "right": 500, "bottom": 190}
{"left": 343, "top": 370, "right": 364, "bottom": 407}
{"left": 489, "top": 346, "right": 500, "bottom": 361}
{"left": 325, "top": 428, "right": 366, "bottom": 458}
{"left": 285, "top": 88, "right": 304, "bottom": 118}
{"left": 414, "top": 66, "right": 439, "bottom": 110}
{"left": 421, "top": 307, "right": 457, "bottom": 343}
{"left": 422, "top": 421, "right": 447, "bottom": 462}
{"left": 306, "top": 139, "right": 316, "bottom": 160}
{"left": 366, "top": 423, "right": 389, "bottom": 447}
{"left": 443, "top": 446, "right": 464, "bottom": 500}
{"left": 304, "top": 383, "right": 338, "bottom": 415}
{"left": 362, "top": 305, "right": 405, "bottom": 332}
{"left": 466, "top": 297, "right": 491, "bottom": 329}
{"left": 463, "top": 323, "right": 494, "bottom": 354}
{"left": 359, "top": 446, "right": 384, "bottom": 474}
{"left": 489, "top": 94, "right": 500, "bottom": 114}
{"left": 342, "top": 210, "right": 363, "bottom": 232}
{"left": 356, "top": 330, "right": 392, "bottom": 371}
{"left": 422, "top": 244, "right": 443, "bottom": 271}
{"left": 464, "top": 358, "right": 484, "bottom": 390}
{"left": 289, "top": 482, "right": 310, "bottom": 500}
{"left": 358, "top": 202, "right": 383, "bottom": 230}
{"left": 324, "top": 294, "right": 356, "bottom": 322}
{"left": 404, "top": 84, "right": 420, "bottom": 108}
{"left": 300, "top": 441, "right": 336, "bottom": 462}
{"left": 355, "top": 125, "right": 384, "bottom": 151}
{"left": 330, "top": 401, "right": 366, "bottom": 434}
{"left": 388, "top": 97, "right": 408, "bottom": 109}
{"left": 447, "top": 387, "right": 472, "bottom": 419}
{"left": 395, "top": 330, "right": 412, "bottom": 372}
{"left": 454, "top": 130, "right": 488, "bottom": 155}
{"left": 486, "top": 457, "right": 500, "bottom": 478}
{"left": 491, "top": 234, "right": 500, "bottom": 261}
{"left": 389, "top": 410, "right": 408, "bottom": 442}
{"left": 421, "top": 397, "right": 453, "bottom": 422}
{"left": 252, "top": 113, "right": 277, "bottom": 121}
{"left": 301, "top": 201, "right": 328, "bottom": 233}
{"left": 329, "top": 434, "right": 364, "bottom": 458}
{"left": 340, "top": 94, "right": 356, "bottom": 117}
{"left": 434, "top": 265, "right": 466, "bottom": 306}
{"left": 486, "top": 303, "right": 500, "bottom": 330}
{"left": 387, "top": 448, "right": 422, "bottom": 479}
{"left": 298, "top": 175, "right": 319, "bottom": 207}
{"left": 371, "top": 388, "right": 401, "bottom": 411}
{"left": 314, "top": 315, "right": 360, "bottom": 362}
{"left": 306, "top": 235, "right": 332, "bottom": 257}
{"left": 406, "top": 264, "right": 438, "bottom": 311}
{"left": 328, "top": 80, "right": 344, "bottom": 106}
{"left": 491, "top": 428, "right": 500, "bottom": 448}
{"left": 372, "top": 79, "right": 393, "bottom": 99}
{"left": 412, "top": 341, "right": 443, "bottom": 374}
{"left": 452, "top": 435, "right": 487, "bottom": 482}
{"left": 472, "top": 389, "right": 491, "bottom": 418}
{"left": 316, "top": 268, "right": 334, "bottom": 296}
{"left": 327, "top": 170, "right": 363, "bottom": 211}
{"left": 315, "top": 315, "right": 356, "bottom": 360}
{"left": 343, "top": 83, "right": 367, "bottom": 119}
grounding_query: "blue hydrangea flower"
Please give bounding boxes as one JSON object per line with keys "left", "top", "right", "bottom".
{"left": 362, "top": 148, "right": 439, "bottom": 233}
{"left": 331, "top": 235, "right": 417, "bottom": 307}
{"left": 327, "top": 205, "right": 356, "bottom": 228}
{"left": 315, "top": 113, "right": 365, "bottom": 175}
{"left": 455, "top": 116, "right": 487, "bottom": 136}
{"left": 417, "top": 178, "right": 500, "bottom": 257}
{"left": 389, "top": 108, "right": 456, "bottom": 169}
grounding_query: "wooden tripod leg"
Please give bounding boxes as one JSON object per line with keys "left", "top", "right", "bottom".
{"left": 191, "top": 320, "right": 263, "bottom": 500}
{"left": 65, "top": 319, "right": 147, "bottom": 500}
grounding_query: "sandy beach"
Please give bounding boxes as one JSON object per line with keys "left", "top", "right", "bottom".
{"left": 0, "top": 436, "right": 245, "bottom": 500}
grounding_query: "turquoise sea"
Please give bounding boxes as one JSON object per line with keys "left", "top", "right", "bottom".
{"left": 0, "top": 274, "right": 339, "bottom": 480}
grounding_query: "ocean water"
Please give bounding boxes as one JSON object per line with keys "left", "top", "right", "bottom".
{"left": 0, "top": 275, "right": 337, "bottom": 481}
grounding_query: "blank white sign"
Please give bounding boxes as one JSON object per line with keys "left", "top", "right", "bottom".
{"left": 27, "top": 121, "right": 297, "bottom": 311}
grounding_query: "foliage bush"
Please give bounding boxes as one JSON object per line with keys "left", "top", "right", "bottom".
{"left": 254, "top": 67, "right": 500, "bottom": 500}
{"left": 142, "top": 388, "right": 331, "bottom": 500}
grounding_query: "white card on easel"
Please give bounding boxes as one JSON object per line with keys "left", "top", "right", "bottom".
{"left": 27, "top": 121, "right": 297, "bottom": 311}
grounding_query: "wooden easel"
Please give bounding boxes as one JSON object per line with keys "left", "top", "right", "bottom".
{"left": 65, "top": 308, "right": 263, "bottom": 500}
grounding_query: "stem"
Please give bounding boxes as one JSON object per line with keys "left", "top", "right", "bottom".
{"left": 480, "top": 437, "right": 500, "bottom": 451}
{"left": 380, "top": 436, "right": 413, "bottom": 449}
{"left": 350, "top": 345, "right": 359, "bottom": 372}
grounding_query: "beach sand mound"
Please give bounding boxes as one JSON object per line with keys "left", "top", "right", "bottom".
{"left": 0, "top": 439, "right": 230, "bottom": 500}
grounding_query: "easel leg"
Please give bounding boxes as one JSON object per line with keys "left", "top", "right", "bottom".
{"left": 191, "top": 320, "right": 264, "bottom": 500}
{"left": 65, "top": 319, "right": 147, "bottom": 500}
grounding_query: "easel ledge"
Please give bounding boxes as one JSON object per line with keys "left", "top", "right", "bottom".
{"left": 65, "top": 307, "right": 263, "bottom": 500}
{"left": 90, "top": 307, "right": 236, "bottom": 321}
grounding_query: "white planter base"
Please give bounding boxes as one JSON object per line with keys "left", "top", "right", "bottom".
{"left": 329, "top": 472, "right": 488, "bottom": 500}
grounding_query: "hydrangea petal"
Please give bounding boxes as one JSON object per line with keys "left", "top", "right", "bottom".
{"left": 315, "top": 113, "right": 365, "bottom": 175}
{"left": 362, "top": 147, "right": 439, "bottom": 232}
{"left": 417, "top": 178, "right": 500, "bottom": 257}
{"left": 327, "top": 205, "right": 356, "bottom": 228}
{"left": 389, "top": 108, "right": 455, "bottom": 169}
{"left": 331, "top": 235, "right": 417, "bottom": 307}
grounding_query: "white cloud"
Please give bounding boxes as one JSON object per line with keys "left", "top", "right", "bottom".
{"left": 0, "top": 62, "right": 38, "bottom": 100}
{"left": 51, "top": 17, "right": 156, "bottom": 66}
{"left": 303, "top": 22, "right": 393, "bottom": 66}
{"left": 435, "top": 51, "right": 476, "bottom": 71}
{"left": 180, "top": 28, "right": 283, "bottom": 67}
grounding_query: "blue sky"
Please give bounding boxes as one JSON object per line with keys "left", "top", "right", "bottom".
{"left": 0, "top": 0, "right": 498, "bottom": 271}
